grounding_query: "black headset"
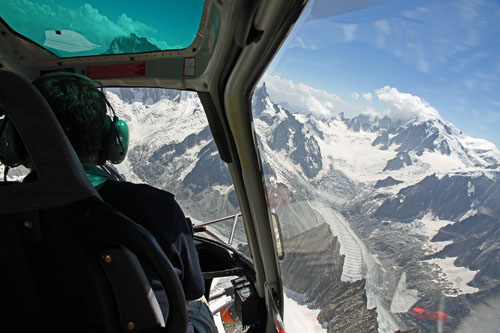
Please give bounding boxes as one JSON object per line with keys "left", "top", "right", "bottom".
{"left": 0, "top": 111, "right": 26, "bottom": 167}
{"left": 0, "top": 72, "right": 129, "bottom": 167}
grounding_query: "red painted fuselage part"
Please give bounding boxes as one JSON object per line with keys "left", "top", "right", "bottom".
{"left": 220, "top": 306, "right": 239, "bottom": 325}
{"left": 412, "top": 307, "right": 448, "bottom": 323}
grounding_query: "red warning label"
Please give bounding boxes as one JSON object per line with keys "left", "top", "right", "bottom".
{"left": 87, "top": 62, "right": 146, "bottom": 79}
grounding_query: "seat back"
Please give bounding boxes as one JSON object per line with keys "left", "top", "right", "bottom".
{"left": 0, "top": 200, "right": 121, "bottom": 331}
{"left": 0, "top": 70, "right": 187, "bottom": 332}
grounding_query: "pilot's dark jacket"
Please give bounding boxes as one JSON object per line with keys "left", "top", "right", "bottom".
{"left": 24, "top": 165, "right": 205, "bottom": 301}
{"left": 84, "top": 164, "right": 205, "bottom": 301}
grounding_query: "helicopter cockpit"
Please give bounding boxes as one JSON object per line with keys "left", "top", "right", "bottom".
{"left": 0, "top": 0, "right": 305, "bottom": 332}
{"left": 4, "top": 0, "right": 500, "bottom": 332}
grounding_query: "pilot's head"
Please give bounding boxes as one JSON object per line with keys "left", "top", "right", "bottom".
{"left": 34, "top": 73, "right": 107, "bottom": 165}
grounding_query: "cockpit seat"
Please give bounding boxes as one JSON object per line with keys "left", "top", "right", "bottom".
{"left": 0, "top": 70, "right": 187, "bottom": 332}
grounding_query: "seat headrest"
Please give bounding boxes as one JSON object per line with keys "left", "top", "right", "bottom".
{"left": 0, "top": 70, "right": 98, "bottom": 213}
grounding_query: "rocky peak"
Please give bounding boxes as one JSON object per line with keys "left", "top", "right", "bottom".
{"left": 344, "top": 113, "right": 401, "bottom": 133}
{"left": 106, "top": 87, "right": 185, "bottom": 105}
{"left": 383, "top": 151, "right": 413, "bottom": 171}
{"left": 345, "top": 113, "right": 376, "bottom": 132}
{"left": 103, "top": 33, "right": 160, "bottom": 55}
{"left": 375, "top": 176, "right": 403, "bottom": 189}
{"left": 254, "top": 83, "right": 269, "bottom": 103}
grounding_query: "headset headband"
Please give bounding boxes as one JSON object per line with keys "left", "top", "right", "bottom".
{"left": 34, "top": 71, "right": 96, "bottom": 86}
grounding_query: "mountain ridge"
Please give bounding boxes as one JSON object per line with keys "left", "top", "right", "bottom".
{"left": 107, "top": 83, "right": 500, "bottom": 332}
{"left": 103, "top": 33, "right": 160, "bottom": 55}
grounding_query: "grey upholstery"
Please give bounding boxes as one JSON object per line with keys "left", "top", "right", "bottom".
{"left": 0, "top": 70, "right": 96, "bottom": 212}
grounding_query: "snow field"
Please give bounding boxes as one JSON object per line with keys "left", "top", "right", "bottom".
{"left": 426, "top": 257, "right": 479, "bottom": 297}
{"left": 208, "top": 277, "right": 327, "bottom": 333}
{"left": 283, "top": 288, "right": 325, "bottom": 333}
{"left": 410, "top": 213, "right": 479, "bottom": 296}
{"left": 415, "top": 213, "right": 453, "bottom": 255}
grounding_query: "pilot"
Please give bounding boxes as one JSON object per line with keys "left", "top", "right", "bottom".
{"left": 33, "top": 72, "right": 216, "bottom": 333}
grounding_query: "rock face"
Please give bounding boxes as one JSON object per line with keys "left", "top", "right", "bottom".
{"left": 281, "top": 223, "right": 344, "bottom": 292}
{"left": 370, "top": 173, "right": 500, "bottom": 291}
{"left": 316, "top": 279, "right": 378, "bottom": 333}
{"left": 281, "top": 223, "right": 378, "bottom": 333}
{"left": 254, "top": 84, "right": 323, "bottom": 179}
{"left": 432, "top": 213, "right": 500, "bottom": 289}
{"left": 373, "top": 173, "right": 500, "bottom": 222}
{"left": 375, "top": 176, "right": 403, "bottom": 188}
{"left": 384, "top": 151, "right": 413, "bottom": 171}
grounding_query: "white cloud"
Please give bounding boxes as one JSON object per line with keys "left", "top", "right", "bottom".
{"left": 288, "top": 34, "right": 317, "bottom": 50}
{"left": 374, "top": 20, "right": 390, "bottom": 34}
{"left": 341, "top": 24, "right": 358, "bottom": 42}
{"left": 362, "top": 92, "right": 373, "bottom": 101}
{"left": 306, "top": 96, "right": 332, "bottom": 118}
{"left": 261, "top": 77, "right": 443, "bottom": 123}
{"left": 457, "top": 0, "right": 481, "bottom": 22}
{"left": 374, "top": 20, "right": 390, "bottom": 48}
{"left": 417, "top": 58, "right": 430, "bottom": 73}
{"left": 456, "top": 0, "right": 482, "bottom": 47}
{"left": 376, "top": 86, "right": 441, "bottom": 121}
{"left": 260, "top": 77, "right": 448, "bottom": 125}
{"left": 464, "top": 79, "right": 477, "bottom": 90}
{"left": 375, "top": 35, "right": 386, "bottom": 49}
{"left": 324, "top": 101, "right": 334, "bottom": 109}
{"left": 116, "top": 12, "right": 157, "bottom": 34}
{"left": 403, "top": 9, "right": 416, "bottom": 19}
{"left": 4, "top": 0, "right": 168, "bottom": 53}
{"left": 261, "top": 74, "right": 363, "bottom": 118}
{"left": 362, "top": 106, "right": 378, "bottom": 120}
{"left": 406, "top": 42, "right": 431, "bottom": 73}
{"left": 261, "top": 74, "right": 340, "bottom": 118}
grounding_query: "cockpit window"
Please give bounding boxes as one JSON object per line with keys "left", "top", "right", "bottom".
{"left": 0, "top": 0, "right": 204, "bottom": 57}
{"left": 104, "top": 87, "right": 248, "bottom": 248}
{"left": 253, "top": 0, "right": 500, "bottom": 332}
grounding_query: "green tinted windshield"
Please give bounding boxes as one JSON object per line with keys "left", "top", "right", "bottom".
{"left": 0, "top": 0, "right": 204, "bottom": 57}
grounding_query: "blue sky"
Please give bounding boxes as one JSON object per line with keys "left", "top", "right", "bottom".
{"left": 267, "top": 0, "right": 500, "bottom": 147}
{"left": 2, "top": 0, "right": 499, "bottom": 146}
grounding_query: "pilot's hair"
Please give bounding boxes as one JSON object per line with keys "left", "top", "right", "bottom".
{"left": 34, "top": 74, "right": 107, "bottom": 164}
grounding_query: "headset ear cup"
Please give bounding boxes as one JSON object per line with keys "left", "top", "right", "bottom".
{"left": 99, "top": 115, "right": 112, "bottom": 164}
{"left": 0, "top": 118, "right": 26, "bottom": 167}
{"left": 106, "top": 117, "right": 129, "bottom": 164}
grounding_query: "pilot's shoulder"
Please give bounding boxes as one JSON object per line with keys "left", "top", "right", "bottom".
{"left": 102, "top": 180, "right": 176, "bottom": 202}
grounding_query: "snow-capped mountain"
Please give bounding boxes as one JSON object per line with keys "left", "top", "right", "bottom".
{"left": 370, "top": 115, "right": 500, "bottom": 169}
{"left": 105, "top": 88, "right": 239, "bottom": 227}
{"left": 252, "top": 83, "right": 500, "bottom": 331}
{"left": 106, "top": 83, "right": 500, "bottom": 332}
{"left": 103, "top": 33, "right": 160, "bottom": 55}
